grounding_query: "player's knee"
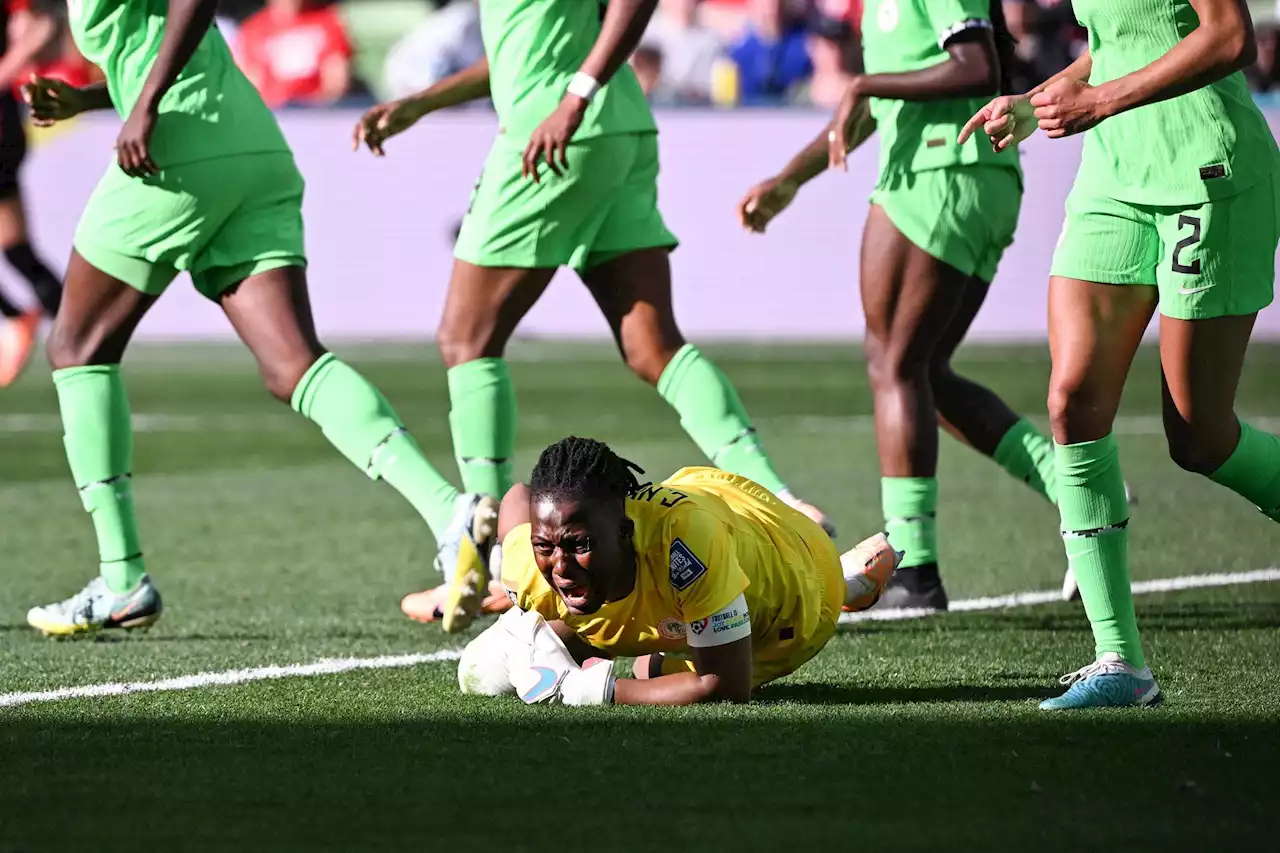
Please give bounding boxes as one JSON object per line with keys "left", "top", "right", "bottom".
{"left": 1046, "top": 379, "right": 1081, "bottom": 437}
{"left": 621, "top": 342, "right": 675, "bottom": 387}
{"left": 45, "top": 324, "right": 97, "bottom": 371}
{"left": 864, "top": 337, "right": 927, "bottom": 391}
{"left": 1164, "top": 416, "right": 1234, "bottom": 475}
{"left": 259, "top": 359, "right": 311, "bottom": 404}
{"left": 436, "top": 322, "right": 494, "bottom": 369}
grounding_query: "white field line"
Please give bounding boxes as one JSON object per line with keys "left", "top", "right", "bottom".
{"left": 3, "top": 568, "right": 1278, "bottom": 709}
{"left": 0, "top": 650, "right": 462, "bottom": 709}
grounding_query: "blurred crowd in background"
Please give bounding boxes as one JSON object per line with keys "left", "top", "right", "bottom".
{"left": 7, "top": 0, "right": 1280, "bottom": 112}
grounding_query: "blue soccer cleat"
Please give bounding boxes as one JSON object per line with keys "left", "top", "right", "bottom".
{"left": 1040, "top": 652, "right": 1162, "bottom": 710}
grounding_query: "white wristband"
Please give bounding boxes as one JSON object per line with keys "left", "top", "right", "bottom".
{"left": 568, "top": 72, "right": 601, "bottom": 102}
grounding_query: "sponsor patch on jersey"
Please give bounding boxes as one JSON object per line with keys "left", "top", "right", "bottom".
{"left": 658, "top": 617, "right": 687, "bottom": 640}
{"left": 1200, "top": 164, "right": 1226, "bottom": 180}
{"left": 669, "top": 538, "right": 708, "bottom": 591}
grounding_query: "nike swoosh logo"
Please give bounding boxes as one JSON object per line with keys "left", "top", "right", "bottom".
{"left": 519, "top": 666, "right": 559, "bottom": 703}
{"left": 1178, "top": 284, "right": 1214, "bottom": 295}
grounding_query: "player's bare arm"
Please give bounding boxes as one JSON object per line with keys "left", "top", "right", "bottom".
{"left": 522, "top": 0, "right": 658, "bottom": 181}
{"left": 22, "top": 79, "right": 114, "bottom": 127}
{"left": 958, "top": 51, "right": 1095, "bottom": 151}
{"left": 613, "top": 636, "right": 754, "bottom": 705}
{"left": 119, "top": 0, "right": 220, "bottom": 177}
{"left": 737, "top": 98, "right": 874, "bottom": 234}
{"left": 353, "top": 58, "right": 491, "bottom": 156}
{"left": 1031, "top": 0, "right": 1255, "bottom": 138}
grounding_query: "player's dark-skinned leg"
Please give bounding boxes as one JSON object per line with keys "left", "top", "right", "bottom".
{"left": 435, "top": 261, "right": 556, "bottom": 499}
{"left": 0, "top": 194, "right": 62, "bottom": 316}
{"left": 860, "top": 207, "right": 970, "bottom": 610}
{"left": 1160, "top": 313, "right": 1280, "bottom": 520}
{"left": 931, "top": 275, "right": 1058, "bottom": 505}
{"left": 1047, "top": 277, "right": 1154, "bottom": 667}
{"left": 45, "top": 251, "right": 158, "bottom": 596}
{"left": 219, "top": 265, "right": 461, "bottom": 540}
{"left": 581, "top": 247, "right": 797, "bottom": 502}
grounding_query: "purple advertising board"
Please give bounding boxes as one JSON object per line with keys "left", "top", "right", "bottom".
{"left": 18, "top": 109, "right": 1280, "bottom": 340}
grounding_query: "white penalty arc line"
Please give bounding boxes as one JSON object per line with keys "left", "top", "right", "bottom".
{"left": 3, "top": 568, "right": 1278, "bottom": 709}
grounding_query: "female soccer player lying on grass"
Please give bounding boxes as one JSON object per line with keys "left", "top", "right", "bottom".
{"left": 352, "top": 0, "right": 833, "bottom": 634}
{"left": 958, "top": 0, "right": 1280, "bottom": 709}
{"left": 456, "top": 437, "right": 901, "bottom": 706}
{"left": 737, "top": 0, "right": 1068, "bottom": 612}
{"left": 22, "top": 0, "right": 491, "bottom": 637}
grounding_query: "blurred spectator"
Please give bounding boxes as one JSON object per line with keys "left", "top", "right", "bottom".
{"left": 631, "top": 44, "right": 664, "bottom": 100}
{"left": 216, "top": 14, "right": 243, "bottom": 63}
{"left": 239, "top": 0, "right": 354, "bottom": 108}
{"left": 383, "top": 0, "right": 484, "bottom": 100}
{"left": 1246, "top": 25, "right": 1279, "bottom": 92}
{"left": 1003, "top": 0, "right": 1084, "bottom": 94}
{"left": 5, "top": 1, "right": 100, "bottom": 98}
{"left": 639, "top": 0, "right": 724, "bottom": 104}
{"left": 793, "top": 0, "right": 860, "bottom": 107}
{"left": 727, "top": 0, "right": 812, "bottom": 105}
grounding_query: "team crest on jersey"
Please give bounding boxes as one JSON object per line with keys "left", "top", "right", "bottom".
{"left": 657, "top": 617, "right": 686, "bottom": 640}
{"left": 669, "top": 538, "right": 708, "bottom": 590}
{"left": 877, "top": 0, "right": 899, "bottom": 33}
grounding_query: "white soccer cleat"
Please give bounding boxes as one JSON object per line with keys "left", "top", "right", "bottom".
{"left": 27, "top": 574, "right": 162, "bottom": 637}
{"left": 426, "top": 493, "right": 500, "bottom": 634}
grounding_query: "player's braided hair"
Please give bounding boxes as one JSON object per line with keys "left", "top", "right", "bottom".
{"left": 528, "top": 437, "right": 645, "bottom": 504}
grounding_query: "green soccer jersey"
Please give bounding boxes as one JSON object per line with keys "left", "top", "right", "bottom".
{"left": 479, "top": 0, "right": 656, "bottom": 144}
{"left": 1073, "top": 0, "right": 1279, "bottom": 205}
{"left": 67, "top": 0, "right": 288, "bottom": 168}
{"left": 860, "top": 0, "right": 1020, "bottom": 178}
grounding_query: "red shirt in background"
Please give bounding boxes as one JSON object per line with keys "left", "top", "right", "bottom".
{"left": 237, "top": 5, "right": 352, "bottom": 108}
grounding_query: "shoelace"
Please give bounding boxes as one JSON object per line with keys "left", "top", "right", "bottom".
{"left": 1058, "top": 658, "right": 1129, "bottom": 686}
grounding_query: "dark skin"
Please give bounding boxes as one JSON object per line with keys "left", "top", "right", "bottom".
{"left": 497, "top": 483, "right": 754, "bottom": 705}
{"left": 34, "top": 2, "right": 332, "bottom": 409}
{"left": 353, "top": 1, "right": 688, "bottom": 393}
{"left": 963, "top": 0, "right": 1259, "bottom": 471}
{"left": 740, "top": 30, "right": 1027, "bottom": 482}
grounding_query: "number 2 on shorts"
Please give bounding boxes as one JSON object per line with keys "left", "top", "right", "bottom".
{"left": 1171, "top": 214, "right": 1203, "bottom": 275}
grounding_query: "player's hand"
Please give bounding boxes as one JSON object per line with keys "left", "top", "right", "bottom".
{"left": 828, "top": 76, "right": 865, "bottom": 171}
{"left": 458, "top": 608, "right": 581, "bottom": 696}
{"left": 958, "top": 95, "right": 1037, "bottom": 151}
{"left": 1029, "top": 78, "right": 1108, "bottom": 139}
{"left": 512, "top": 658, "right": 615, "bottom": 706}
{"left": 737, "top": 177, "right": 798, "bottom": 234}
{"left": 352, "top": 98, "right": 426, "bottom": 157}
{"left": 522, "top": 95, "right": 587, "bottom": 183}
{"left": 21, "top": 76, "right": 85, "bottom": 127}
{"left": 116, "top": 105, "right": 159, "bottom": 177}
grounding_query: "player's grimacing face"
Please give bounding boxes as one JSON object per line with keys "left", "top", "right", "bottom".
{"left": 529, "top": 496, "right": 629, "bottom": 616}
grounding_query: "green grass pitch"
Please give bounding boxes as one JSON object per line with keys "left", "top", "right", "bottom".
{"left": 2, "top": 341, "right": 1278, "bottom": 851}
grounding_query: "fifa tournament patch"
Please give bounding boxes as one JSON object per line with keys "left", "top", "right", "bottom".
{"left": 669, "top": 538, "right": 708, "bottom": 590}
{"left": 658, "top": 617, "right": 687, "bottom": 640}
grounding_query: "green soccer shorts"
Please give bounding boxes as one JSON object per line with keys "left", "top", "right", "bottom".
{"left": 870, "top": 165, "right": 1023, "bottom": 283}
{"left": 453, "top": 132, "right": 678, "bottom": 273}
{"left": 74, "top": 151, "right": 307, "bottom": 300}
{"left": 1051, "top": 170, "right": 1280, "bottom": 320}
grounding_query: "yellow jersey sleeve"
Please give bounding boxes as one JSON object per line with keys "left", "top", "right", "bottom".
{"left": 499, "top": 523, "right": 562, "bottom": 622}
{"left": 664, "top": 507, "right": 750, "bottom": 624}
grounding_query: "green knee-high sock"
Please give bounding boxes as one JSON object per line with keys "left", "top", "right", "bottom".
{"left": 1208, "top": 420, "right": 1280, "bottom": 520}
{"left": 882, "top": 477, "right": 938, "bottom": 568}
{"left": 993, "top": 418, "right": 1058, "bottom": 505}
{"left": 1057, "top": 436, "right": 1144, "bottom": 668}
{"left": 656, "top": 344, "right": 786, "bottom": 493}
{"left": 291, "top": 353, "right": 458, "bottom": 541}
{"left": 53, "top": 365, "right": 147, "bottom": 594}
{"left": 447, "top": 358, "right": 516, "bottom": 497}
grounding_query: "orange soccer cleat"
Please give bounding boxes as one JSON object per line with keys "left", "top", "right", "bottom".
{"left": 840, "top": 532, "right": 903, "bottom": 613}
{"left": 0, "top": 310, "right": 41, "bottom": 387}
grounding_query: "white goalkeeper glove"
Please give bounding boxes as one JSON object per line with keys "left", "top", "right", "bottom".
{"left": 512, "top": 658, "right": 616, "bottom": 706}
{"left": 458, "top": 607, "right": 580, "bottom": 696}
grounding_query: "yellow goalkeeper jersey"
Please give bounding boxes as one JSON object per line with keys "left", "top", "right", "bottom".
{"left": 501, "top": 467, "right": 844, "bottom": 685}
